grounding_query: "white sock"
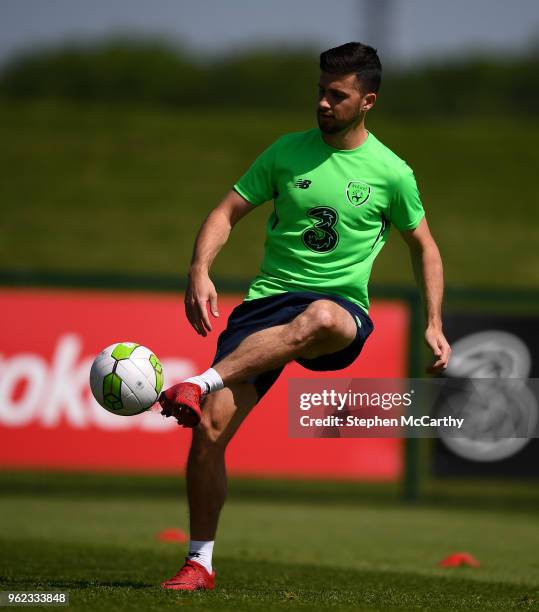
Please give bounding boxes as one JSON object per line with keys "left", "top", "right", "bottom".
{"left": 187, "top": 540, "right": 214, "bottom": 573}
{"left": 185, "top": 368, "right": 224, "bottom": 395}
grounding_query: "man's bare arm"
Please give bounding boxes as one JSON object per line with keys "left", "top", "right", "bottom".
{"left": 400, "top": 217, "right": 451, "bottom": 373}
{"left": 186, "top": 189, "right": 255, "bottom": 336}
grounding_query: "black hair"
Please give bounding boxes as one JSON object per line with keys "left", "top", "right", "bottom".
{"left": 320, "top": 42, "right": 382, "bottom": 93}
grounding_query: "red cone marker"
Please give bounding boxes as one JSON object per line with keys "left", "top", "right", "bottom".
{"left": 156, "top": 528, "right": 189, "bottom": 543}
{"left": 439, "top": 552, "right": 480, "bottom": 568}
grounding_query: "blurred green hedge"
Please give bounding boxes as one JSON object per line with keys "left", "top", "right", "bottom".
{"left": 0, "top": 39, "right": 537, "bottom": 116}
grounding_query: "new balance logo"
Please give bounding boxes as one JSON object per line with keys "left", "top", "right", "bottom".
{"left": 188, "top": 551, "right": 201, "bottom": 558}
{"left": 294, "top": 179, "right": 312, "bottom": 189}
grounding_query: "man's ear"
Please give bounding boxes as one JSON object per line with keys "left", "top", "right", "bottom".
{"left": 362, "top": 92, "right": 377, "bottom": 112}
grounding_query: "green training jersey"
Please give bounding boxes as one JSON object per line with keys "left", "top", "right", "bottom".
{"left": 233, "top": 128, "right": 425, "bottom": 313}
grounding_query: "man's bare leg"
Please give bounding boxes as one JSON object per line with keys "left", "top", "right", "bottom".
{"left": 187, "top": 382, "right": 258, "bottom": 540}
{"left": 213, "top": 299, "right": 357, "bottom": 386}
{"left": 159, "top": 299, "right": 358, "bottom": 426}
{"left": 160, "top": 382, "right": 258, "bottom": 589}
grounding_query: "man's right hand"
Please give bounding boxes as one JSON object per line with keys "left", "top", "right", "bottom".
{"left": 185, "top": 267, "right": 219, "bottom": 337}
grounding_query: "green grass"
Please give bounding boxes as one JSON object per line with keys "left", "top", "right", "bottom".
{"left": 0, "top": 100, "right": 538, "bottom": 289}
{"left": 1, "top": 472, "right": 539, "bottom": 610}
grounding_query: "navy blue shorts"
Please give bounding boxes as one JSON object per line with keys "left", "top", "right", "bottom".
{"left": 211, "top": 291, "right": 374, "bottom": 400}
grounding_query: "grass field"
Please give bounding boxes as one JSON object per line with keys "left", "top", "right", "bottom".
{"left": 1, "top": 101, "right": 538, "bottom": 609}
{"left": 1, "top": 472, "right": 538, "bottom": 611}
{"left": 1, "top": 101, "right": 538, "bottom": 289}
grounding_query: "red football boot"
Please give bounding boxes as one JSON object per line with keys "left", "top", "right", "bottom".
{"left": 161, "top": 559, "right": 215, "bottom": 591}
{"left": 158, "top": 382, "right": 202, "bottom": 427}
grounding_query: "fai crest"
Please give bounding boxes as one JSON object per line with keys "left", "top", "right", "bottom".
{"left": 346, "top": 181, "right": 372, "bottom": 207}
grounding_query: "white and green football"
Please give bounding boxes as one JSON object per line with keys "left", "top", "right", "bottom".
{"left": 89, "top": 342, "right": 164, "bottom": 416}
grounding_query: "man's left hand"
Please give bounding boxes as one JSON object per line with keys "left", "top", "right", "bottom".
{"left": 424, "top": 325, "right": 451, "bottom": 374}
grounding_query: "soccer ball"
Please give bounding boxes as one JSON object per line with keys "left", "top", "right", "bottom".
{"left": 89, "top": 342, "right": 164, "bottom": 416}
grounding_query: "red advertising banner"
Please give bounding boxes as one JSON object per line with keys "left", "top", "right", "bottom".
{"left": 0, "top": 288, "right": 409, "bottom": 480}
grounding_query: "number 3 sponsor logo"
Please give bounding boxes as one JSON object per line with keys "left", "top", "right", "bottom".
{"left": 439, "top": 331, "right": 537, "bottom": 462}
{"left": 302, "top": 206, "right": 339, "bottom": 253}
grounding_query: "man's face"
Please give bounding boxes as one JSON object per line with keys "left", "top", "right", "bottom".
{"left": 317, "top": 71, "right": 369, "bottom": 134}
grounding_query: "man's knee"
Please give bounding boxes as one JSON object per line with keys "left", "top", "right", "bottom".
{"left": 305, "top": 301, "right": 341, "bottom": 336}
{"left": 292, "top": 300, "right": 356, "bottom": 358}
{"left": 192, "top": 405, "right": 228, "bottom": 454}
{"left": 294, "top": 300, "right": 346, "bottom": 344}
{"left": 189, "top": 385, "right": 257, "bottom": 458}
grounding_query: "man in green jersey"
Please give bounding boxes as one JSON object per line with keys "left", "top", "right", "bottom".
{"left": 159, "top": 42, "right": 451, "bottom": 591}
